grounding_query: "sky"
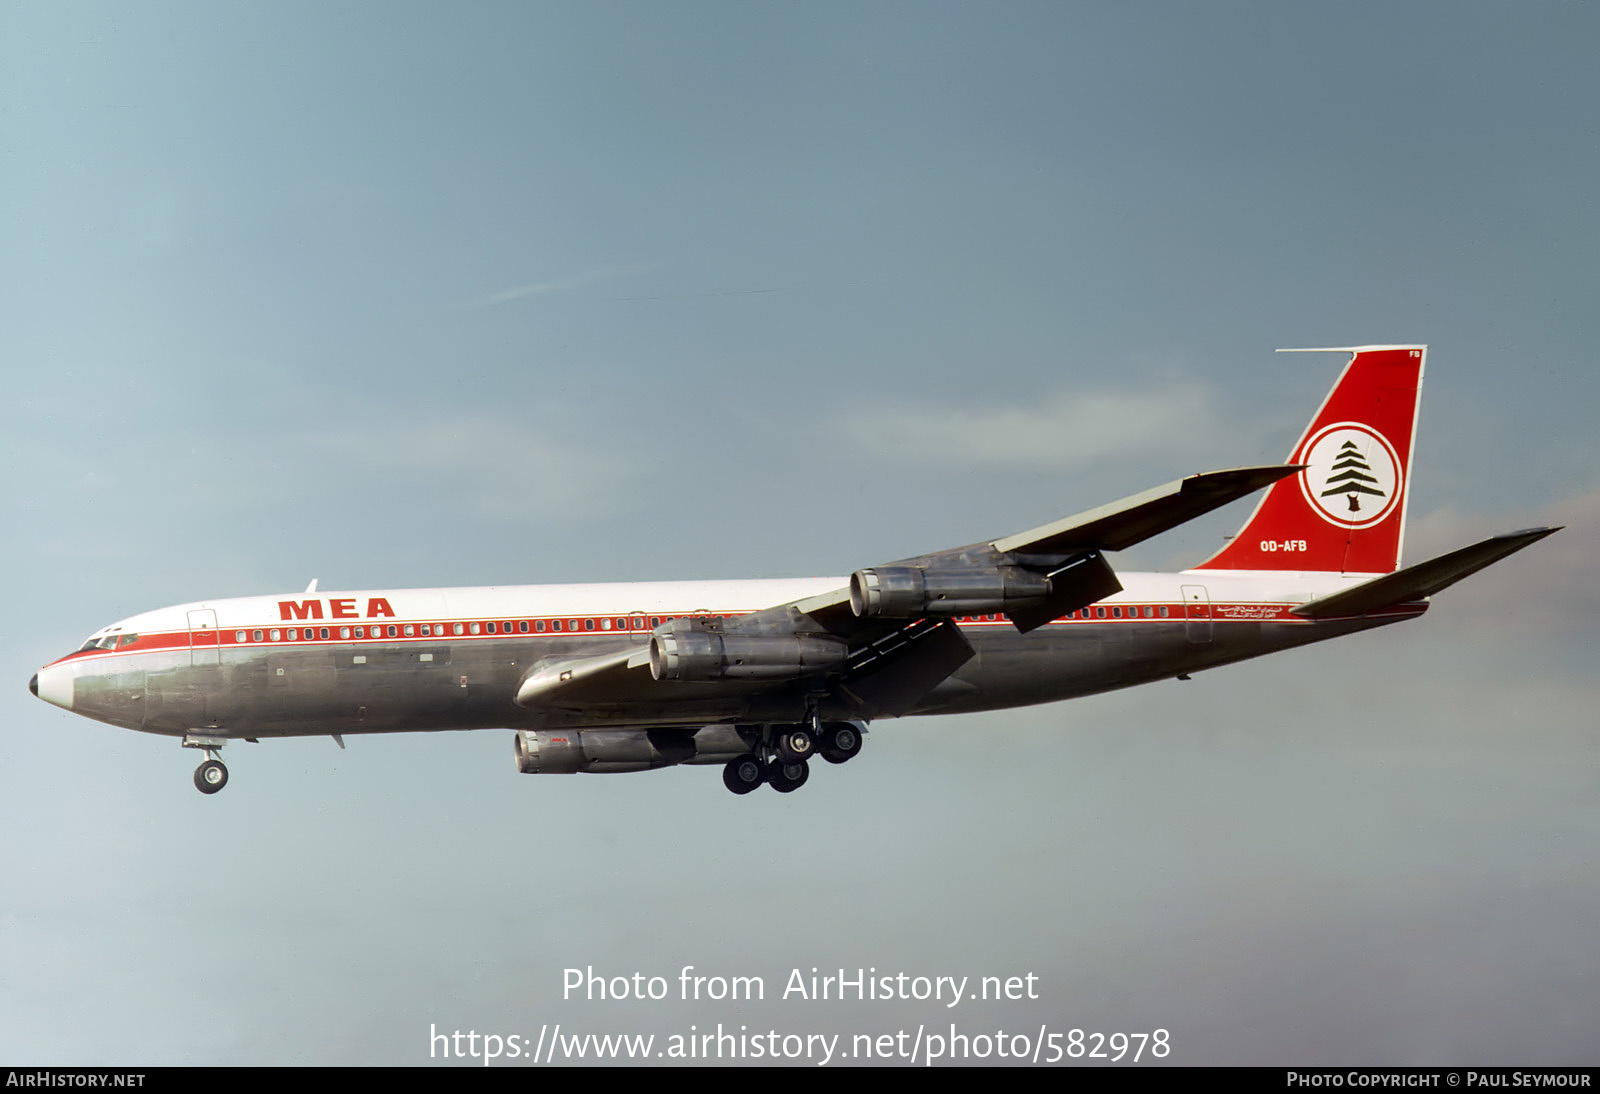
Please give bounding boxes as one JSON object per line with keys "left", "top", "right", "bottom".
{"left": 2, "top": 1, "right": 1596, "bottom": 1067}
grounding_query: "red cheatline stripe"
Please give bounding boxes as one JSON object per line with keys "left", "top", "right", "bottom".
{"left": 42, "top": 600, "right": 1384, "bottom": 667}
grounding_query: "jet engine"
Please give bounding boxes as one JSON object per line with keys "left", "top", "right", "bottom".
{"left": 513, "top": 726, "right": 754, "bottom": 774}
{"left": 648, "top": 629, "right": 847, "bottom": 682}
{"left": 848, "top": 565, "right": 1053, "bottom": 618}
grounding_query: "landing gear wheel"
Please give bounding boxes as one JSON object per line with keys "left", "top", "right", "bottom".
{"left": 722, "top": 755, "right": 765, "bottom": 795}
{"left": 775, "top": 727, "right": 816, "bottom": 763}
{"left": 766, "top": 758, "right": 809, "bottom": 794}
{"left": 820, "top": 722, "right": 863, "bottom": 764}
{"left": 194, "top": 759, "right": 229, "bottom": 795}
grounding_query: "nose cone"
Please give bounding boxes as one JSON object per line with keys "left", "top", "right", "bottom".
{"left": 31, "top": 664, "right": 73, "bottom": 710}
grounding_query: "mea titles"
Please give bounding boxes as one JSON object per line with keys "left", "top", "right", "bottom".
{"left": 564, "top": 966, "right": 1041, "bottom": 1008}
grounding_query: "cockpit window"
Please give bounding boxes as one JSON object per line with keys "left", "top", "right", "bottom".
{"left": 78, "top": 632, "right": 134, "bottom": 652}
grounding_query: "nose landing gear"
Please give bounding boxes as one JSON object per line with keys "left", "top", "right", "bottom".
{"left": 182, "top": 734, "right": 231, "bottom": 795}
{"left": 193, "top": 758, "right": 229, "bottom": 794}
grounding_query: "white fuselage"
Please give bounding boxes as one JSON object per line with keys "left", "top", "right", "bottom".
{"left": 34, "top": 569, "right": 1424, "bottom": 740}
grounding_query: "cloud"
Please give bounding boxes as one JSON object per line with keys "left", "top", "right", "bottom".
{"left": 834, "top": 382, "right": 1221, "bottom": 473}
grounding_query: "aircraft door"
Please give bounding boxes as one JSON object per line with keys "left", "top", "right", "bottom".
{"left": 1180, "top": 585, "right": 1212, "bottom": 643}
{"left": 627, "top": 610, "right": 649, "bottom": 646}
{"left": 187, "top": 609, "right": 221, "bottom": 666}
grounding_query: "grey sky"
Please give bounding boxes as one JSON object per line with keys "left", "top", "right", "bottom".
{"left": 2, "top": 2, "right": 1596, "bottom": 1065}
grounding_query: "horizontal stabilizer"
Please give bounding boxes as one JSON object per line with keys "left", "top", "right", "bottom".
{"left": 992, "top": 465, "right": 1304, "bottom": 556}
{"left": 1290, "top": 527, "right": 1561, "bottom": 619}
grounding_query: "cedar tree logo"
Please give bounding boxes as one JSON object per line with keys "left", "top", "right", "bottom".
{"left": 1296, "top": 422, "right": 1402, "bottom": 529}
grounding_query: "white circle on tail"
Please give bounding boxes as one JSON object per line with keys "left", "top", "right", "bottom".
{"left": 1295, "top": 422, "right": 1401, "bottom": 529}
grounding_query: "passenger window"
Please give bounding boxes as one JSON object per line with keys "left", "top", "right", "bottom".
{"left": 270, "top": 629, "right": 282, "bottom": 641}
{"left": 1095, "top": 608, "right": 1105, "bottom": 619}
{"left": 340, "top": 627, "right": 351, "bottom": 639}
{"left": 584, "top": 619, "right": 595, "bottom": 631}
{"left": 568, "top": 619, "right": 579, "bottom": 632}
{"left": 235, "top": 631, "right": 246, "bottom": 642}
{"left": 551, "top": 619, "right": 562, "bottom": 632}
{"left": 1159, "top": 606, "right": 1169, "bottom": 618}
{"left": 535, "top": 620, "right": 546, "bottom": 632}
{"left": 320, "top": 627, "right": 330, "bottom": 639}
{"left": 469, "top": 622, "right": 480, "bottom": 635}
{"left": 354, "top": 626, "right": 365, "bottom": 638}
{"left": 486, "top": 622, "right": 497, "bottom": 634}
{"left": 386, "top": 625, "right": 397, "bottom": 637}
{"left": 1112, "top": 607, "right": 1122, "bottom": 618}
{"left": 253, "top": 629, "right": 264, "bottom": 642}
{"left": 403, "top": 625, "right": 415, "bottom": 637}
{"left": 519, "top": 620, "right": 529, "bottom": 633}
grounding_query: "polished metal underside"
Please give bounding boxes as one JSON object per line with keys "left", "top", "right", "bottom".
{"left": 67, "top": 614, "right": 1404, "bottom": 741}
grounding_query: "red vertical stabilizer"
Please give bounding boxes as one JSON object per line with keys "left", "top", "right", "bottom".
{"left": 1191, "top": 345, "right": 1425, "bottom": 575}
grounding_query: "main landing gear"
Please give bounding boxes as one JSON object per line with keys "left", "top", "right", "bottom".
{"left": 721, "top": 721, "right": 865, "bottom": 796}
{"left": 183, "top": 734, "right": 230, "bottom": 795}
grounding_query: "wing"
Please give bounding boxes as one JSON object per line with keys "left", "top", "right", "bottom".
{"left": 515, "top": 465, "right": 1301, "bottom": 721}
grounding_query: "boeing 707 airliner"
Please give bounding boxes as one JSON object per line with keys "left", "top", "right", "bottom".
{"left": 29, "top": 346, "right": 1558, "bottom": 795}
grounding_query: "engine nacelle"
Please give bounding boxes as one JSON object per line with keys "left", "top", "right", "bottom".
{"left": 514, "top": 726, "right": 754, "bottom": 774}
{"left": 514, "top": 729, "right": 593, "bottom": 773}
{"left": 649, "top": 629, "right": 847, "bottom": 682}
{"left": 849, "top": 565, "right": 1052, "bottom": 618}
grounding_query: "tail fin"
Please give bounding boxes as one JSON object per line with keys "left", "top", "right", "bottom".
{"left": 1191, "top": 345, "right": 1425, "bottom": 575}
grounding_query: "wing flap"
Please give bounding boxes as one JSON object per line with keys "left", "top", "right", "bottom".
{"left": 835, "top": 618, "right": 975, "bottom": 717}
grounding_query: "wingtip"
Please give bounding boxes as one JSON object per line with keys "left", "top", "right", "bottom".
{"left": 1184, "top": 463, "right": 1305, "bottom": 490}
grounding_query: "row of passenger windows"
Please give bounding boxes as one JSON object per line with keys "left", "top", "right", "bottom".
{"left": 1085, "top": 605, "right": 1169, "bottom": 619}
{"left": 233, "top": 615, "right": 695, "bottom": 643}
{"left": 958, "top": 606, "right": 1171, "bottom": 621}
{"left": 230, "top": 606, "right": 1178, "bottom": 644}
